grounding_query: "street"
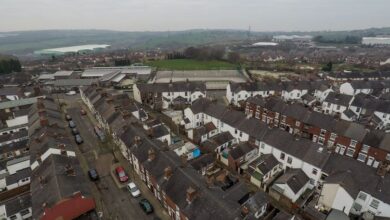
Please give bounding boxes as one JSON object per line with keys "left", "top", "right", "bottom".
{"left": 62, "top": 94, "right": 168, "bottom": 220}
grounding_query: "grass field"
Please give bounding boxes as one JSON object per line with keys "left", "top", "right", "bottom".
{"left": 147, "top": 59, "right": 238, "bottom": 70}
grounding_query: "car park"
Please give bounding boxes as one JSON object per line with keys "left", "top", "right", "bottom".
{"left": 115, "top": 166, "right": 128, "bottom": 183}
{"left": 88, "top": 169, "right": 99, "bottom": 181}
{"left": 65, "top": 114, "right": 72, "bottom": 121}
{"left": 71, "top": 128, "right": 79, "bottom": 135}
{"left": 127, "top": 182, "right": 141, "bottom": 197}
{"left": 75, "top": 134, "right": 83, "bottom": 144}
{"left": 68, "top": 120, "right": 76, "bottom": 128}
{"left": 139, "top": 199, "right": 153, "bottom": 214}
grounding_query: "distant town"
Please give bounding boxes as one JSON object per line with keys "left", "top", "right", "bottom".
{"left": 1, "top": 29, "right": 390, "bottom": 220}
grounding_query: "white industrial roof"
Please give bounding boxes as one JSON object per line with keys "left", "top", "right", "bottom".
{"left": 53, "top": 71, "right": 73, "bottom": 76}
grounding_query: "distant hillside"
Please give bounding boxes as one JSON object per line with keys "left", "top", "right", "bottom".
{"left": 0, "top": 55, "right": 21, "bottom": 74}
{"left": 1, "top": 27, "right": 390, "bottom": 55}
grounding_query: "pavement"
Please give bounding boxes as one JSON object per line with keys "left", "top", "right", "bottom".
{"left": 61, "top": 94, "right": 169, "bottom": 220}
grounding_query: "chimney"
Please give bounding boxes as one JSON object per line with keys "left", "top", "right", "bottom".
{"left": 65, "top": 164, "right": 76, "bottom": 176}
{"left": 134, "top": 136, "right": 141, "bottom": 145}
{"left": 148, "top": 149, "right": 156, "bottom": 161}
{"left": 59, "top": 144, "right": 66, "bottom": 155}
{"left": 181, "top": 154, "right": 188, "bottom": 167}
{"left": 39, "top": 176, "right": 46, "bottom": 188}
{"left": 377, "top": 161, "right": 390, "bottom": 177}
{"left": 164, "top": 166, "right": 172, "bottom": 180}
{"left": 40, "top": 117, "right": 49, "bottom": 127}
{"left": 186, "top": 186, "right": 197, "bottom": 204}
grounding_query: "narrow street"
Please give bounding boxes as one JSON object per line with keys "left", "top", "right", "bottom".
{"left": 61, "top": 94, "right": 169, "bottom": 220}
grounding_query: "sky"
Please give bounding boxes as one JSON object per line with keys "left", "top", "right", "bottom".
{"left": 0, "top": 0, "right": 389, "bottom": 32}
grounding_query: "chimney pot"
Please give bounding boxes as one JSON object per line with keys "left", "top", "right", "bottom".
{"left": 164, "top": 166, "right": 172, "bottom": 180}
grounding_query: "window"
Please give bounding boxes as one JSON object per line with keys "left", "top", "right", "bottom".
{"left": 239, "top": 131, "right": 243, "bottom": 137}
{"left": 350, "top": 140, "right": 357, "bottom": 148}
{"left": 235, "top": 129, "right": 238, "bottom": 134}
{"left": 280, "top": 153, "right": 285, "bottom": 160}
{"left": 312, "top": 168, "right": 318, "bottom": 175}
{"left": 9, "top": 215, "right": 17, "bottom": 220}
{"left": 20, "top": 209, "right": 30, "bottom": 216}
{"left": 336, "top": 105, "right": 340, "bottom": 110}
{"left": 295, "top": 121, "right": 301, "bottom": 127}
{"left": 370, "top": 199, "right": 380, "bottom": 209}
{"left": 255, "top": 112, "right": 260, "bottom": 119}
{"left": 356, "top": 107, "right": 361, "bottom": 112}
{"left": 339, "top": 145, "right": 346, "bottom": 155}
{"left": 330, "top": 133, "right": 337, "bottom": 141}
{"left": 320, "top": 129, "right": 326, "bottom": 136}
{"left": 358, "top": 192, "right": 367, "bottom": 201}
{"left": 361, "top": 145, "right": 369, "bottom": 153}
{"left": 309, "top": 178, "right": 315, "bottom": 185}
{"left": 383, "top": 114, "right": 387, "bottom": 119}
{"left": 318, "top": 137, "right": 325, "bottom": 145}
{"left": 346, "top": 148, "right": 355, "bottom": 157}
{"left": 386, "top": 154, "right": 390, "bottom": 161}
{"left": 261, "top": 143, "right": 265, "bottom": 149}
{"left": 357, "top": 153, "right": 367, "bottom": 162}
{"left": 281, "top": 115, "right": 286, "bottom": 122}
{"left": 320, "top": 173, "right": 327, "bottom": 181}
{"left": 255, "top": 140, "right": 260, "bottom": 146}
{"left": 287, "top": 157, "right": 292, "bottom": 164}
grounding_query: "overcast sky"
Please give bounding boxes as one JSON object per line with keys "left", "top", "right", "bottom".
{"left": 0, "top": 0, "right": 389, "bottom": 32}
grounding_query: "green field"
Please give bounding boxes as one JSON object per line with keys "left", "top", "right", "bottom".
{"left": 147, "top": 59, "right": 238, "bottom": 70}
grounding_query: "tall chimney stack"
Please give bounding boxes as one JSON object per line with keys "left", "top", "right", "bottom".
{"left": 186, "top": 186, "right": 197, "bottom": 204}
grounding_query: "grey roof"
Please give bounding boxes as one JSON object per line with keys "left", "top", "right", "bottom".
{"left": 0, "top": 97, "right": 39, "bottom": 110}
{"left": 202, "top": 132, "right": 235, "bottom": 152}
{"left": 150, "top": 125, "right": 170, "bottom": 138}
{"left": 3, "top": 193, "right": 31, "bottom": 217}
{"left": 324, "top": 92, "right": 353, "bottom": 106}
{"left": 48, "top": 79, "right": 98, "bottom": 87}
{"left": 249, "top": 154, "right": 279, "bottom": 174}
{"left": 189, "top": 154, "right": 215, "bottom": 172}
{"left": 229, "top": 142, "right": 256, "bottom": 160}
{"left": 6, "top": 155, "right": 30, "bottom": 167}
{"left": 323, "top": 154, "right": 390, "bottom": 204}
{"left": 275, "top": 169, "right": 309, "bottom": 194}
{"left": 229, "top": 81, "right": 281, "bottom": 93}
{"left": 5, "top": 168, "right": 31, "bottom": 185}
{"left": 262, "top": 129, "right": 331, "bottom": 168}
{"left": 30, "top": 154, "right": 92, "bottom": 219}
{"left": 333, "top": 121, "right": 367, "bottom": 142}
{"left": 243, "top": 191, "right": 268, "bottom": 216}
{"left": 136, "top": 81, "right": 206, "bottom": 93}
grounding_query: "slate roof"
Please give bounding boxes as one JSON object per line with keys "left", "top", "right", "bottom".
{"left": 5, "top": 168, "right": 31, "bottom": 185}
{"left": 249, "top": 154, "right": 279, "bottom": 174}
{"left": 275, "top": 169, "right": 309, "bottom": 194}
{"left": 137, "top": 81, "right": 206, "bottom": 93}
{"left": 3, "top": 193, "right": 31, "bottom": 217}
{"left": 333, "top": 121, "right": 367, "bottom": 142}
{"left": 189, "top": 154, "right": 215, "bottom": 172}
{"left": 229, "top": 81, "right": 281, "bottom": 93}
{"left": 229, "top": 142, "right": 256, "bottom": 160}
{"left": 323, "top": 154, "right": 390, "bottom": 204}
{"left": 30, "top": 154, "right": 92, "bottom": 219}
{"left": 202, "top": 132, "right": 235, "bottom": 152}
{"left": 324, "top": 92, "right": 353, "bottom": 106}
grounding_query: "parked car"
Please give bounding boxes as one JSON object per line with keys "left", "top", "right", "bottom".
{"left": 80, "top": 109, "right": 87, "bottom": 115}
{"left": 71, "top": 128, "right": 79, "bottom": 135}
{"left": 139, "top": 199, "right": 153, "bottom": 214}
{"left": 94, "top": 126, "right": 106, "bottom": 142}
{"left": 127, "top": 182, "right": 141, "bottom": 197}
{"left": 69, "top": 121, "right": 76, "bottom": 128}
{"left": 65, "top": 114, "right": 72, "bottom": 121}
{"left": 75, "top": 134, "right": 83, "bottom": 144}
{"left": 66, "top": 91, "right": 77, "bottom": 96}
{"left": 88, "top": 169, "right": 99, "bottom": 181}
{"left": 115, "top": 166, "right": 128, "bottom": 183}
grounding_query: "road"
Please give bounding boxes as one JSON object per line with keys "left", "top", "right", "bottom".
{"left": 64, "top": 96, "right": 164, "bottom": 220}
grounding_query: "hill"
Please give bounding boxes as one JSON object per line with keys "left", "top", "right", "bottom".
{"left": 1, "top": 27, "right": 390, "bottom": 55}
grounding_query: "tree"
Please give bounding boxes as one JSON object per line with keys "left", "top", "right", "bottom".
{"left": 227, "top": 52, "right": 241, "bottom": 64}
{"left": 322, "top": 61, "right": 333, "bottom": 72}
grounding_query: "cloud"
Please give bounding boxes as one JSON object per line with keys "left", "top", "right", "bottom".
{"left": 0, "top": 0, "right": 389, "bottom": 31}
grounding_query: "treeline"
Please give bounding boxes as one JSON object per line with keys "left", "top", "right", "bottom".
{"left": 0, "top": 56, "right": 22, "bottom": 74}
{"left": 166, "top": 46, "right": 241, "bottom": 64}
{"left": 313, "top": 35, "right": 362, "bottom": 44}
